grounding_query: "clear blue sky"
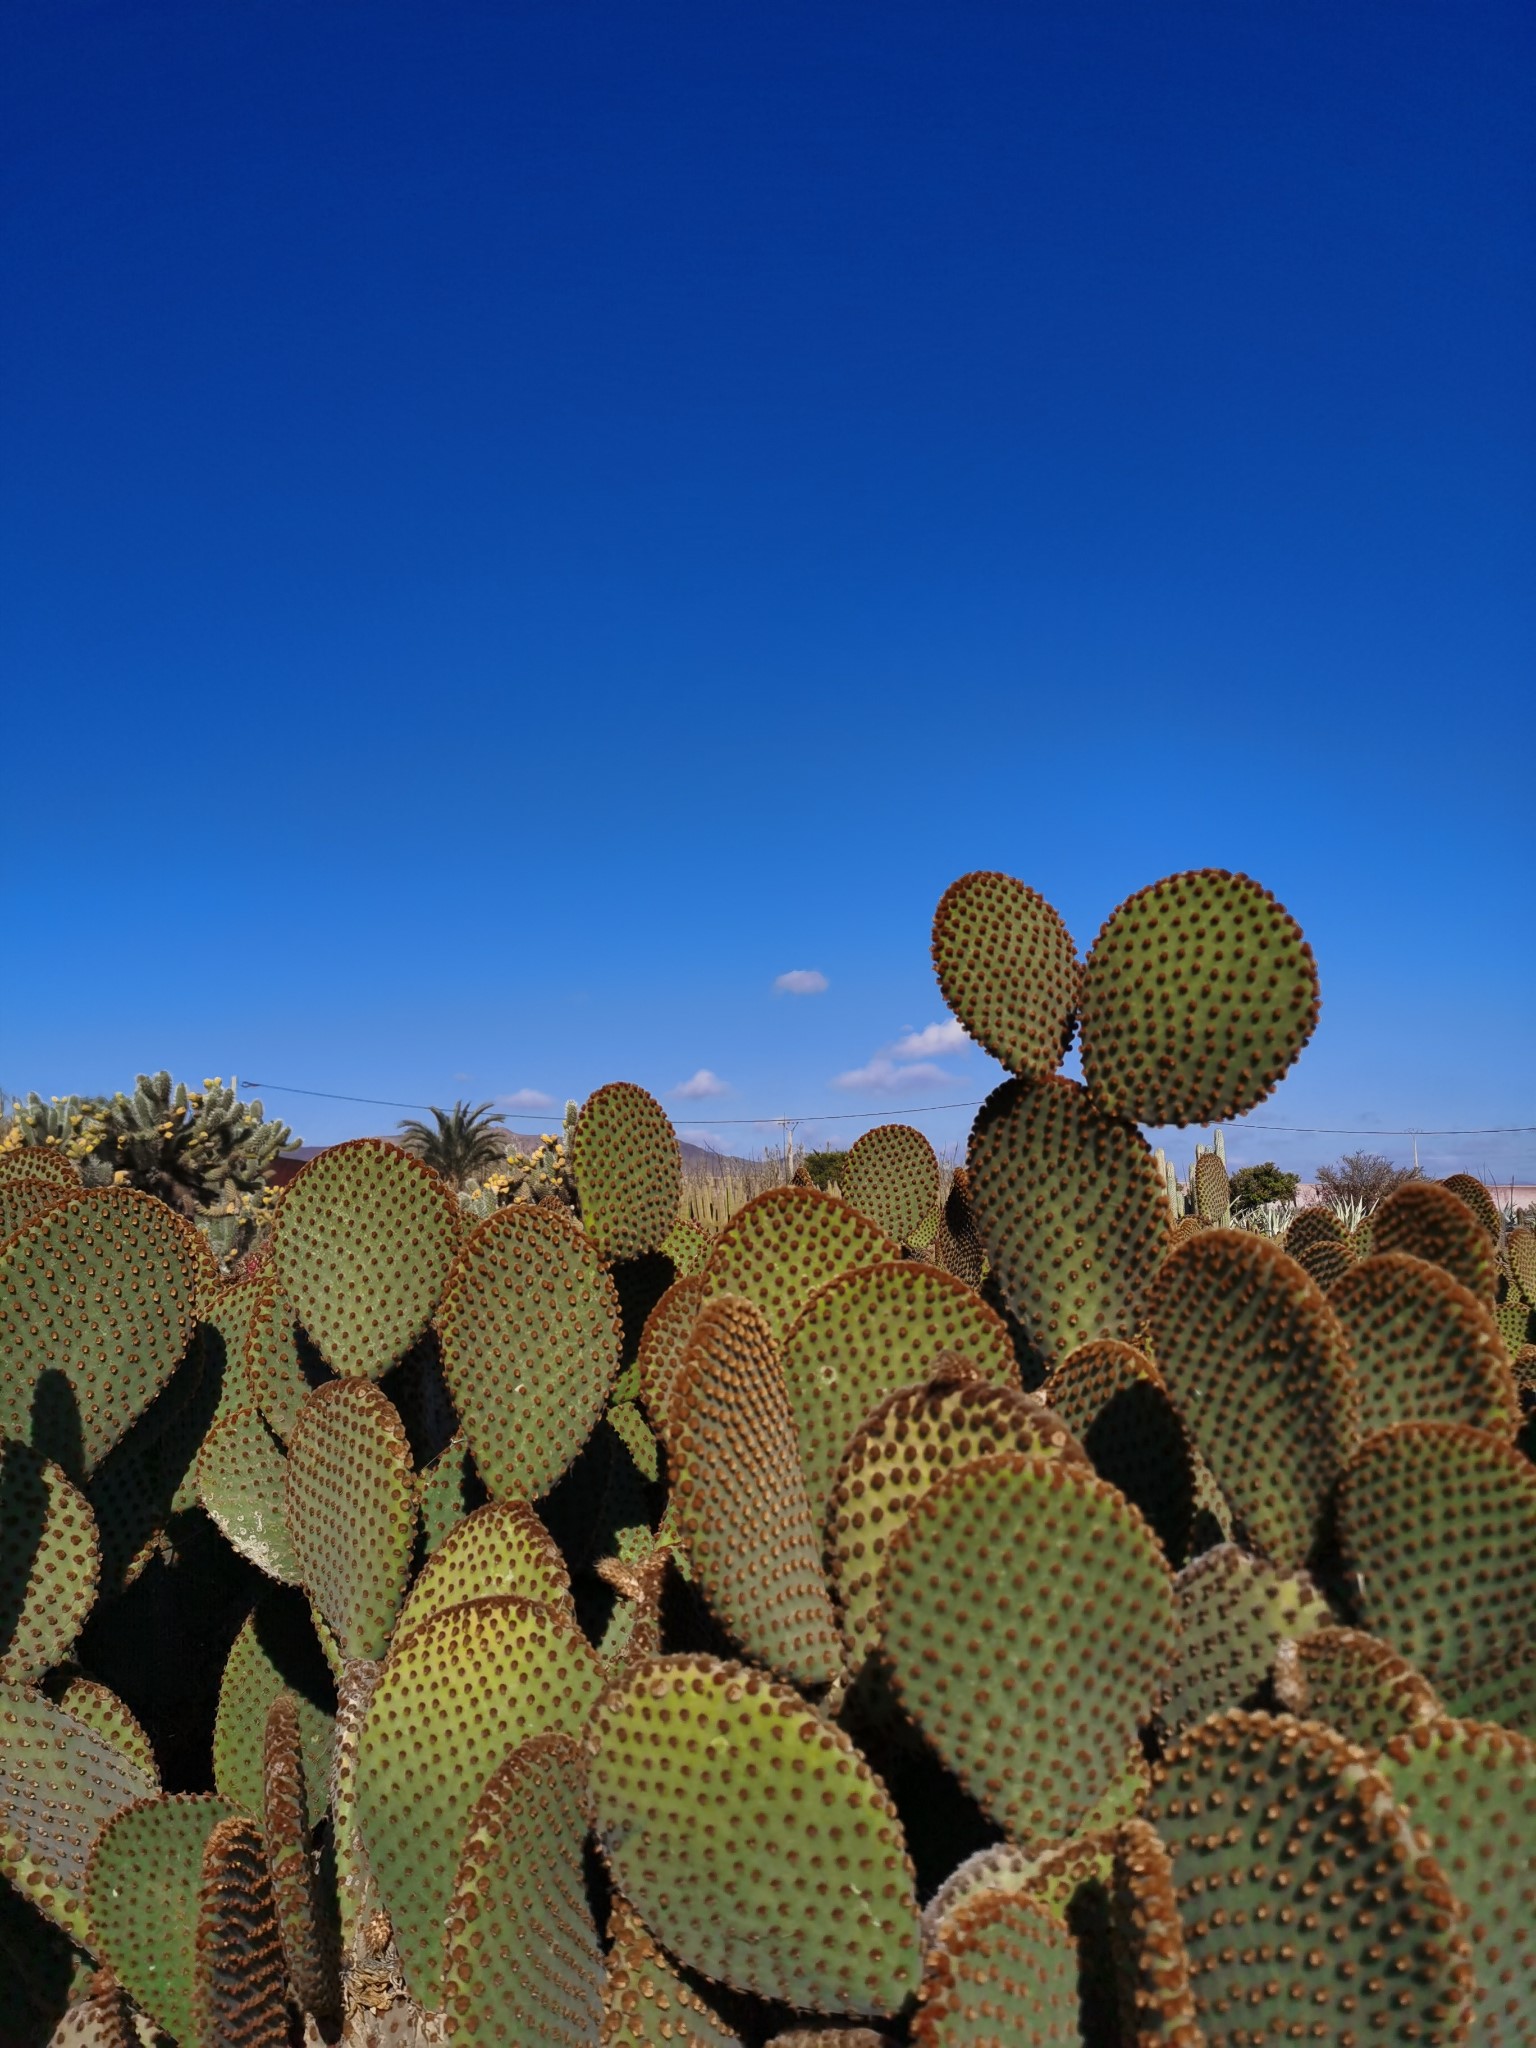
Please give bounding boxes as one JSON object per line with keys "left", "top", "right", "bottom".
{"left": 3, "top": 2, "right": 1532, "bottom": 1186}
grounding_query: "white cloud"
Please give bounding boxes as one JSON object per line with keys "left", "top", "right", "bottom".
{"left": 674, "top": 1068, "right": 730, "bottom": 1101}
{"left": 890, "top": 1019, "right": 972, "bottom": 1059}
{"left": 498, "top": 1087, "right": 555, "bottom": 1112}
{"left": 774, "top": 969, "right": 829, "bottom": 995}
{"left": 832, "top": 1057, "right": 953, "bottom": 1094}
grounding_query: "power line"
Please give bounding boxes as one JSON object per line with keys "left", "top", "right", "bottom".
{"left": 244, "top": 1080, "right": 1534, "bottom": 1138}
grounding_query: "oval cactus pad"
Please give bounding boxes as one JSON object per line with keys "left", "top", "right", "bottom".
{"left": 571, "top": 1083, "right": 683, "bottom": 1263}
{"left": 931, "top": 871, "right": 1080, "bottom": 1080}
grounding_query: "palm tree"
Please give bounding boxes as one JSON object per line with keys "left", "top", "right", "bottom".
{"left": 397, "top": 1100, "right": 508, "bottom": 1187}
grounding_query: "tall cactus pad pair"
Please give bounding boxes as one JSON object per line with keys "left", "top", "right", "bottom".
{"left": 570, "top": 1083, "right": 682, "bottom": 1263}
{"left": 839, "top": 1124, "right": 941, "bottom": 1247}
{"left": 438, "top": 1203, "right": 623, "bottom": 1501}
{"left": 590, "top": 1655, "right": 922, "bottom": 2015}
{"left": 0, "top": 1188, "right": 199, "bottom": 1477}
{"left": 273, "top": 1140, "right": 461, "bottom": 1378}
{"left": 969, "top": 1077, "right": 1167, "bottom": 1369}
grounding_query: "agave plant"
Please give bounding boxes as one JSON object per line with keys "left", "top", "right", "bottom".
{"left": 396, "top": 1099, "right": 508, "bottom": 1186}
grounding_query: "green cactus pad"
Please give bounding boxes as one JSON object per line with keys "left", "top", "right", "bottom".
{"left": 1372, "top": 1179, "right": 1497, "bottom": 1298}
{"left": 699, "top": 1186, "right": 899, "bottom": 1343}
{"left": 196, "top": 1404, "right": 299, "bottom": 1582}
{"left": 636, "top": 1273, "right": 705, "bottom": 1443}
{"left": 1441, "top": 1173, "right": 1503, "bottom": 1244}
{"left": 1148, "top": 1228, "right": 1357, "bottom": 1572}
{"left": 590, "top": 1653, "right": 921, "bottom": 2014}
{"left": 570, "top": 1083, "right": 683, "bottom": 1263}
{"left": 967, "top": 1078, "right": 1168, "bottom": 1369}
{"left": 1506, "top": 1225, "right": 1536, "bottom": 1305}
{"left": 930, "top": 871, "right": 1079, "bottom": 1080}
{"left": 0, "top": 1439, "right": 100, "bottom": 1684}
{"left": 1078, "top": 869, "right": 1320, "bottom": 1126}
{"left": 212, "top": 1602, "right": 335, "bottom": 1831}
{"left": 284, "top": 1378, "right": 416, "bottom": 1659}
{"left": 603, "top": 1894, "right": 742, "bottom": 2047}
{"left": 263, "top": 1690, "right": 338, "bottom": 2021}
{"left": 1148, "top": 1709, "right": 1473, "bottom": 2041}
{"left": 781, "top": 1261, "right": 1018, "bottom": 1530}
{"left": 1041, "top": 1341, "right": 1197, "bottom": 1564}
{"left": 438, "top": 1203, "right": 624, "bottom": 1503}
{"left": 191, "top": 1813, "right": 290, "bottom": 2048}
{"left": 0, "top": 1187, "right": 199, "bottom": 1479}
{"left": 1191, "top": 1151, "right": 1229, "bottom": 1225}
{"left": 1273, "top": 1625, "right": 1440, "bottom": 1749}
{"left": 1337, "top": 1421, "right": 1536, "bottom": 1697}
{"left": 395, "top": 1500, "right": 573, "bottom": 1642}
{"left": 827, "top": 1368, "right": 1086, "bottom": 1672}
{"left": 356, "top": 1592, "right": 604, "bottom": 2008}
{"left": 935, "top": 1166, "right": 986, "bottom": 1289}
{"left": 0, "top": 1177, "right": 70, "bottom": 1241}
{"left": 440, "top": 1732, "right": 604, "bottom": 2043}
{"left": 244, "top": 1279, "right": 330, "bottom": 1442}
{"left": 660, "top": 1214, "right": 714, "bottom": 1278}
{"left": 1379, "top": 1717, "right": 1536, "bottom": 2046}
{"left": 41, "top": 1678, "right": 158, "bottom": 1786}
{"left": 839, "top": 1125, "right": 942, "bottom": 1247}
{"left": 1282, "top": 1206, "right": 1355, "bottom": 1291}
{"left": 415, "top": 1432, "right": 481, "bottom": 1555}
{"left": 171, "top": 1214, "right": 223, "bottom": 1314}
{"left": 84, "top": 1792, "right": 241, "bottom": 2044}
{"left": 272, "top": 1139, "right": 461, "bottom": 1378}
{"left": 1445, "top": 1644, "right": 1536, "bottom": 1737}
{"left": 1162, "top": 1543, "right": 1330, "bottom": 1731}
{"left": 0, "top": 1150, "right": 80, "bottom": 1191}
{"left": 1330, "top": 1251, "right": 1518, "bottom": 1437}
{"left": 667, "top": 1296, "right": 842, "bottom": 1687}
{"left": 0, "top": 1682, "right": 157, "bottom": 1942}
{"left": 880, "top": 1454, "right": 1174, "bottom": 1845}
{"left": 913, "top": 1887, "right": 1080, "bottom": 2047}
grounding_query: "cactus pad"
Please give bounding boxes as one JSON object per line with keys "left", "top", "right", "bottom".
{"left": 272, "top": 1139, "right": 461, "bottom": 1377}
{"left": 1380, "top": 1717, "right": 1536, "bottom": 2045}
{"left": 967, "top": 1077, "right": 1168, "bottom": 1368}
{"left": 660, "top": 1214, "right": 714, "bottom": 1278}
{"left": 1149, "top": 1229, "right": 1357, "bottom": 1572}
{"left": 213, "top": 1602, "right": 334, "bottom": 1830}
{"left": 781, "top": 1260, "right": 1018, "bottom": 1528}
{"left": 356, "top": 1592, "right": 604, "bottom": 2007}
{"left": 1162, "top": 1543, "right": 1330, "bottom": 1731}
{"left": 438, "top": 1204, "right": 624, "bottom": 1503}
{"left": 1282, "top": 1205, "right": 1355, "bottom": 1290}
{"left": 0, "top": 1150, "right": 79, "bottom": 1190}
{"left": 1191, "top": 1151, "right": 1229, "bottom": 1225}
{"left": 285, "top": 1378, "right": 416, "bottom": 1659}
{"left": 1330, "top": 1250, "right": 1518, "bottom": 1437}
{"left": 699, "top": 1186, "right": 898, "bottom": 1342}
{"left": 1372, "top": 1179, "right": 1497, "bottom": 1298}
{"left": 934, "top": 1165, "right": 986, "bottom": 1290}
{"left": 440, "top": 1732, "right": 604, "bottom": 2043}
{"left": 1078, "top": 869, "right": 1320, "bottom": 1126}
{"left": 1441, "top": 1172, "right": 1503, "bottom": 1243}
{"left": 0, "top": 1682, "right": 157, "bottom": 1942}
{"left": 197, "top": 1404, "right": 299, "bottom": 1582}
{"left": 603, "top": 1894, "right": 742, "bottom": 2047}
{"left": 0, "top": 1176, "right": 70, "bottom": 1240}
{"left": 244, "top": 1280, "right": 329, "bottom": 1442}
{"left": 636, "top": 1273, "right": 705, "bottom": 1444}
{"left": 416, "top": 1433, "right": 481, "bottom": 1554}
{"left": 826, "top": 1369, "right": 1086, "bottom": 1672}
{"left": 880, "top": 1454, "right": 1174, "bottom": 1845}
{"left": 1042, "top": 1341, "right": 1197, "bottom": 1564}
{"left": 1108, "top": 1817, "right": 1201, "bottom": 2046}
{"left": 840, "top": 1125, "right": 941, "bottom": 1246}
{"left": 1273, "top": 1625, "right": 1440, "bottom": 1749}
{"left": 262, "top": 1690, "right": 338, "bottom": 2021}
{"left": 192, "top": 1813, "right": 289, "bottom": 2048}
{"left": 589, "top": 1653, "right": 921, "bottom": 2014}
{"left": 930, "top": 871, "right": 1079, "bottom": 1080}
{"left": 0, "top": 1187, "right": 199, "bottom": 1478}
{"left": 394, "top": 1500, "right": 573, "bottom": 1642}
{"left": 42, "top": 1677, "right": 158, "bottom": 1786}
{"left": 1336, "top": 1421, "right": 1536, "bottom": 1699}
{"left": 85, "top": 1792, "right": 241, "bottom": 2042}
{"left": 0, "top": 1439, "right": 100, "bottom": 1684}
{"left": 1506, "top": 1225, "right": 1536, "bottom": 1304}
{"left": 666, "top": 1296, "right": 842, "bottom": 1687}
{"left": 1148, "top": 1709, "right": 1473, "bottom": 2040}
{"left": 570, "top": 1083, "right": 682, "bottom": 1263}
{"left": 913, "top": 1887, "right": 1080, "bottom": 2047}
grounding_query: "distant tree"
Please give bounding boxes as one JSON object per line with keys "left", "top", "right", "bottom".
{"left": 397, "top": 1100, "right": 508, "bottom": 1186}
{"left": 802, "top": 1149, "right": 848, "bottom": 1190}
{"left": 1313, "top": 1150, "right": 1418, "bottom": 1209}
{"left": 1229, "top": 1162, "right": 1299, "bottom": 1212}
